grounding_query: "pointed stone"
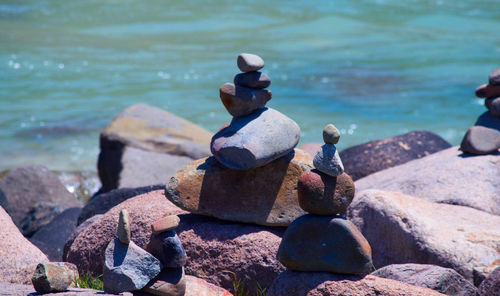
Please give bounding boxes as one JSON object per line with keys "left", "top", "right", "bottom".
{"left": 117, "top": 209, "right": 130, "bottom": 244}
{"left": 313, "top": 144, "right": 344, "bottom": 176}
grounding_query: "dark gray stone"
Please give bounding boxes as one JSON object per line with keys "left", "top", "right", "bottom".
{"left": 489, "top": 67, "right": 500, "bottom": 86}
{"left": 460, "top": 126, "right": 500, "bottom": 155}
{"left": 147, "top": 230, "right": 187, "bottom": 268}
{"left": 277, "top": 215, "right": 373, "bottom": 274}
{"left": 475, "top": 111, "right": 500, "bottom": 131}
{"left": 211, "top": 108, "right": 300, "bottom": 170}
{"left": 313, "top": 144, "right": 344, "bottom": 176}
{"left": 371, "top": 263, "right": 478, "bottom": 296}
{"left": 340, "top": 131, "right": 451, "bottom": 181}
{"left": 219, "top": 83, "right": 272, "bottom": 117}
{"left": 479, "top": 267, "right": 500, "bottom": 296}
{"left": 234, "top": 71, "right": 271, "bottom": 89}
{"left": 20, "top": 201, "right": 61, "bottom": 237}
{"left": 485, "top": 97, "right": 500, "bottom": 117}
{"left": 237, "top": 53, "right": 264, "bottom": 72}
{"left": 323, "top": 124, "right": 340, "bottom": 144}
{"left": 103, "top": 238, "right": 162, "bottom": 294}
{"left": 30, "top": 207, "right": 82, "bottom": 261}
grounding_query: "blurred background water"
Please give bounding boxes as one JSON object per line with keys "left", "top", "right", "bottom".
{"left": 1, "top": 0, "right": 499, "bottom": 172}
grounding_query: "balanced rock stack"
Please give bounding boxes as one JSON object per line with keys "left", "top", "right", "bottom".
{"left": 166, "top": 53, "right": 311, "bottom": 226}
{"left": 461, "top": 67, "right": 500, "bottom": 155}
{"left": 277, "top": 124, "right": 373, "bottom": 275}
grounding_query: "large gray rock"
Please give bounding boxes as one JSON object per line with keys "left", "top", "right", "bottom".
{"left": 103, "top": 238, "right": 162, "bottom": 294}
{"left": 371, "top": 264, "right": 477, "bottom": 296}
{"left": 339, "top": 131, "right": 451, "bottom": 181}
{"left": 98, "top": 103, "right": 212, "bottom": 192}
{"left": 211, "top": 107, "right": 300, "bottom": 170}
{"left": 30, "top": 207, "right": 82, "bottom": 261}
{"left": 0, "top": 165, "right": 81, "bottom": 227}
{"left": 348, "top": 189, "right": 500, "bottom": 282}
{"left": 355, "top": 146, "right": 500, "bottom": 215}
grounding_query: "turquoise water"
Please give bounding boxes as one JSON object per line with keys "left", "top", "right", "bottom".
{"left": 1, "top": 0, "right": 499, "bottom": 172}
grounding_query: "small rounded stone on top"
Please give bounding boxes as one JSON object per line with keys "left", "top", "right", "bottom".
{"left": 323, "top": 124, "right": 340, "bottom": 144}
{"left": 237, "top": 53, "right": 264, "bottom": 73}
{"left": 117, "top": 209, "right": 131, "bottom": 244}
{"left": 489, "top": 67, "right": 500, "bottom": 86}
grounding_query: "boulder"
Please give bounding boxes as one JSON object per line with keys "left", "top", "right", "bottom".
{"left": 78, "top": 184, "right": 164, "bottom": 225}
{"left": 479, "top": 267, "right": 500, "bottom": 296}
{"left": 32, "top": 262, "right": 78, "bottom": 293}
{"left": 30, "top": 207, "right": 82, "bottom": 261}
{"left": 184, "top": 275, "right": 234, "bottom": 296}
{"left": 20, "top": 201, "right": 62, "bottom": 237}
{"left": 267, "top": 270, "right": 444, "bottom": 296}
{"left": 475, "top": 111, "right": 500, "bottom": 130}
{"left": 371, "top": 264, "right": 477, "bottom": 296}
{"left": 211, "top": 108, "right": 300, "bottom": 170}
{"left": 0, "top": 206, "right": 48, "bottom": 284}
{"left": 98, "top": 103, "right": 212, "bottom": 192}
{"left": 0, "top": 165, "right": 81, "bottom": 226}
{"left": 355, "top": 146, "right": 500, "bottom": 215}
{"left": 339, "top": 131, "right": 451, "bottom": 181}
{"left": 460, "top": 126, "right": 500, "bottom": 155}
{"left": 348, "top": 189, "right": 500, "bottom": 281}
{"left": 166, "top": 148, "right": 313, "bottom": 226}
{"left": 63, "top": 214, "right": 103, "bottom": 262}
{"left": 0, "top": 282, "right": 133, "bottom": 296}
{"left": 65, "top": 190, "right": 285, "bottom": 293}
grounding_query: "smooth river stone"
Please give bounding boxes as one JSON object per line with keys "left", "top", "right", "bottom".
{"left": 237, "top": 53, "right": 264, "bottom": 72}
{"left": 485, "top": 97, "right": 500, "bottom": 117}
{"left": 211, "top": 107, "right": 300, "bottom": 170}
{"left": 234, "top": 72, "right": 271, "bottom": 89}
{"left": 165, "top": 149, "right": 313, "bottom": 226}
{"left": 277, "top": 215, "right": 373, "bottom": 275}
{"left": 323, "top": 124, "right": 340, "bottom": 144}
{"left": 219, "top": 83, "right": 272, "bottom": 117}
{"left": 313, "top": 144, "right": 344, "bottom": 176}
{"left": 460, "top": 125, "right": 500, "bottom": 155}
{"left": 489, "top": 67, "right": 500, "bottom": 86}
{"left": 475, "top": 84, "right": 500, "bottom": 98}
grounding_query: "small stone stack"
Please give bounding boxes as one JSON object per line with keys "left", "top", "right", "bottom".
{"left": 461, "top": 67, "right": 500, "bottom": 155}
{"left": 277, "top": 124, "right": 373, "bottom": 275}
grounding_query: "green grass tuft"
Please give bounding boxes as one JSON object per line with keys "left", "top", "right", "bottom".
{"left": 226, "top": 271, "right": 267, "bottom": 296}
{"left": 73, "top": 273, "right": 103, "bottom": 290}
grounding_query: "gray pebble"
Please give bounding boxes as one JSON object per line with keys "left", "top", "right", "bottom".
{"left": 237, "top": 53, "right": 264, "bottom": 72}
{"left": 323, "top": 124, "right": 340, "bottom": 144}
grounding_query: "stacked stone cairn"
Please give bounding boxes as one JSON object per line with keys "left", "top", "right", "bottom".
{"left": 277, "top": 124, "right": 374, "bottom": 275}
{"left": 461, "top": 67, "right": 500, "bottom": 155}
{"left": 103, "top": 210, "right": 187, "bottom": 295}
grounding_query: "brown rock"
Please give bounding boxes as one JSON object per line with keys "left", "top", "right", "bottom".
{"left": 0, "top": 206, "right": 48, "bottom": 284}
{"left": 297, "top": 170, "right": 354, "bottom": 215}
{"left": 267, "top": 271, "right": 444, "bottom": 296}
{"left": 142, "top": 268, "right": 186, "bottom": 296}
{"left": 117, "top": 209, "right": 131, "bottom": 244}
{"left": 460, "top": 126, "right": 500, "bottom": 155}
{"left": 152, "top": 215, "right": 180, "bottom": 233}
{"left": 32, "top": 262, "right": 79, "bottom": 293}
{"left": 184, "top": 275, "right": 233, "bottom": 296}
{"left": 166, "top": 148, "right": 313, "bottom": 226}
{"left": 475, "top": 83, "right": 500, "bottom": 98}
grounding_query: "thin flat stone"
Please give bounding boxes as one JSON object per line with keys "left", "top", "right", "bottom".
{"left": 323, "top": 124, "right": 340, "bottom": 144}
{"left": 234, "top": 72, "right": 271, "bottom": 89}
{"left": 117, "top": 209, "right": 130, "bottom": 244}
{"left": 219, "top": 83, "right": 272, "bottom": 117}
{"left": 151, "top": 215, "right": 180, "bottom": 234}
{"left": 237, "top": 53, "right": 264, "bottom": 72}
{"left": 475, "top": 84, "right": 500, "bottom": 98}
{"left": 313, "top": 144, "right": 344, "bottom": 176}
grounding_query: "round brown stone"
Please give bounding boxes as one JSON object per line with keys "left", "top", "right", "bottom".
{"left": 298, "top": 170, "right": 354, "bottom": 215}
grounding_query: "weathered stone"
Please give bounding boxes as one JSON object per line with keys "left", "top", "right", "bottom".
{"left": 219, "top": 83, "right": 272, "bottom": 117}
{"left": 184, "top": 275, "right": 233, "bottom": 296}
{"left": 151, "top": 215, "right": 180, "bottom": 233}
{"left": 0, "top": 165, "right": 81, "bottom": 227}
{"left": 234, "top": 71, "right": 271, "bottom": 89}
{"left": 348, "top": 189, "right": 500, "bottom": 281}
{"left": 355, "top": 146, "right": 500, "bottom": 215}
{"left": 30, "top": 207, "right": 82, "bottom": 261}
{"left": 0, "top": 206, "right": 48, "bottom": 284}
{"left": 479, "top": 267, "right": 500, "bottom": 296}
{"left": 489, "top": 67, "right": 500, "bottom": 86}
{"left": 323, "top": 124, "right": 341, "bottom": 144}
{"left": 475, "top": 111, "right": 500, "bottom": 130}
{"left": 339, "top": 131, "right": 451, "bottom": 180}
{"left": 211, "top": 108, "right": 300, "bottom": 170}
{"left": 166, "top": 148, "right": 312, "bottom": 226}
{"left": 297, "top": 170, "right": 354, "bottom": 215}
{"left": 486, "top": 97, "right": 500, "bottom": 117}
{"left": 32, "top": 262, "right": 78, "bottom": 293}
{"left": 277, "top": 215, "right": 373, "bottom": 274}
{"left": 98, "top": 103, "right": 212, "bottom": 192}
{"left": 313, "top": 144, "right": 344, "bottom": 176}
{"left": 267, "top": 271, "right": 444, "bottom": 296}
{"left": 103, "top": 238, "right": 162, "bottom": 294}
{"left": 78, "top": 184, "right": 164, "bottom": 225}
{"left": 475, "top": 83, "right": 500, "bottom": 98}
{"left": 142, "top": 267, "right": 186, "bottom": 296}
{"left": 20, "top": 201, "right": 62, "bottom": 237}
{"left": 237, "top": 53, "right": 264, "bottom": 72}
{"left": 371, "top": 264, "right": 478, "bottom": 296}
{"left": 0, "top": 282, "right": 133, "bottom": 296}
{"left": 117, "top": 209, "right": 131, "bottom": 244}
{"left": 147, "top": 230, "right": 187, "bottom": 268}
{"left": 460, "top": 126, "right": 500, "bottom": 155}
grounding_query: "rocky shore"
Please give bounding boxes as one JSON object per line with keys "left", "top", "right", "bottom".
{"left": 0, "top": 56, "right": 499, "bottom": 296}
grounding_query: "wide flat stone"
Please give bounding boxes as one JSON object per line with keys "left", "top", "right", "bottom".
{"left": 141, "top": 268, "right": 186, "bottom": 296}
{"left": 166, "top": 148, "right": 312, "bottom": 226}
{"left": 151, "top": 215, "right": 180, "bottom": 234}
{"left": 219, "top": 83, "right": 272, "bottom": 117}
{"left": 237, "top": 53, "right": 264, "bottom": 72}
{"left": 460, "top": 126, "right": 500, "bottom": 155}
{"left": 234, "top": 71, "right": 271, "bottom": 89}
{"left": 277, "top": 215, "right": 373, "bottom": 275}
{"left": 475, "top": 83, "right": 500, "bottom": 98}
{"left": 211, "top": 107, "right": 300, "bottom": 170}
{"left": 475, "top": 111, "right": 500, "bottom": 130}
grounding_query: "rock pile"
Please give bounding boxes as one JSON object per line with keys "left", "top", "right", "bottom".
{"left": 277, "top": 124, "right": 373, "bottom": 275}
{"left": 166, "top": 53, "right": 310, "bottom": 226}
{"left": 461, "top": 67, "right": 500, "bottom": 154}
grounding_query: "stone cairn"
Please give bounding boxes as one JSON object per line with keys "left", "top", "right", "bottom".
{"left": 277, "top": 124, "right": 374, "bottom": 275}
{"left": 460, "top": 67, "right": 500, "bottom": 155}
{"left": 103, "top": 210, "right": 187, "bottom": 295}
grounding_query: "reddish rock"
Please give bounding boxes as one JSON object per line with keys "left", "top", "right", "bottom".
{"left": 151, "top": 215, "right": 180, "bottom": 233}
{"left": 166, "top": 149, "right": 313, "bottom": 226}
{"left": 267, "top": 271, "right": 444, "bottom": 296}
{"left": 298, "top": 143, "right": 322, "bottom": 157}
{"left": 0, "top": 206, "right": 48, "bottom": 284}
{"left": 185, "top": 275, "right": 233, "bottom": 296}
{"left": 475, "top": 83, "right": 500, "bottom": 98}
